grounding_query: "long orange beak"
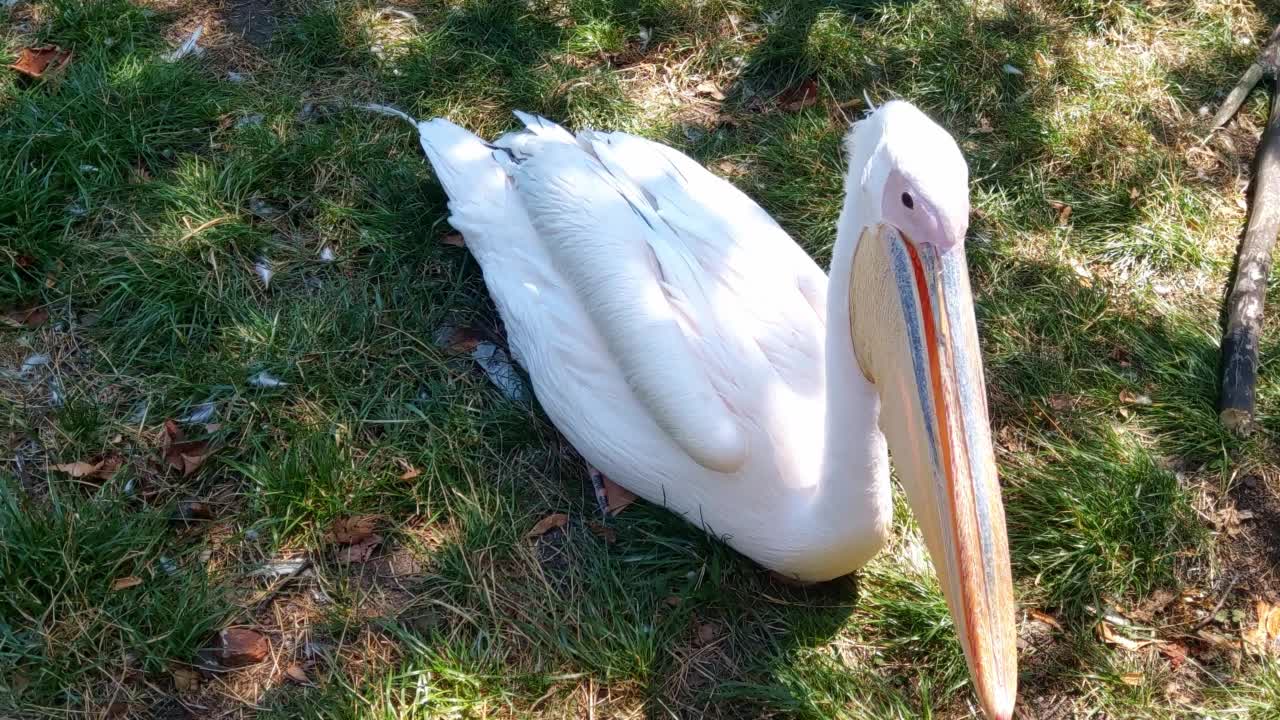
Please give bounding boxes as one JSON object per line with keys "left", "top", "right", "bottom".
{"left": 851, "top": 225, "right": 1017, "bottom": 720}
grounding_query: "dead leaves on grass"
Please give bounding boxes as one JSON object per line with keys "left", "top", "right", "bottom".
{"left": 778, "top": 78, "right": 819, "bottom": 112}
{"left": 163, "top": 419, "right": 215, "bottom": 476}
{"left": 52, "top": 456, "right": 122, "bottom": 482}
{"left": 601, "top": 475, "right": 637, "bottom": 516}
{"left": 217, "top": 628, "right": 270, "bottom": 667}
{"left": 2, "top": 306, "right": 49, "bottom": 328}
{"left": 1243, "top": 599, "right": 1280, "bottom": 656}
{"left": 172, "top": 668, "right": 200, "bottom": 693}
{"left": 111, "top": 575, "right": 143, "bottom": 591}
{"left": 8, "top": 45, "right": 73, "bottom": 79}
{"left": 326, "top": 515, "right": 383, "bottom": 563}
{"left": 527, "top": 512, "right": 569, "bottom": 538}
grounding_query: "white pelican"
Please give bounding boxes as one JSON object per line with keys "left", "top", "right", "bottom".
{"left": 414, "top": 101, "right": 1016, "bottom": 719}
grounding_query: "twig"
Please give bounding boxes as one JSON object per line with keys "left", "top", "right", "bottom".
{"left": 1189, "top": 572, "right": 1241, "bottom": 632}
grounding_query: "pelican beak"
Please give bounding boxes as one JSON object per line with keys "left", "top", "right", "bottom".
{"left": 850, "top": 225, "right": 1017, "bottom": 720}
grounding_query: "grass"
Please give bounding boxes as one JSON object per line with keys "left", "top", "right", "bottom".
{"left": 3, "top": 0, "right": 1280, "bottom": 716}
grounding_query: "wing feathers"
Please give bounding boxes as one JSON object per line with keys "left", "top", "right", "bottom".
{"left": 512, "top": 141, "right": 748, "bottom": 473}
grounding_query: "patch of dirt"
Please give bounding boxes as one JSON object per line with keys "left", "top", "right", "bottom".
{"left": 225, "top": 0, "right": 282, "bottom": 47}
{"left": 1224, "top": 470, "right": 1280, "bottom": 601}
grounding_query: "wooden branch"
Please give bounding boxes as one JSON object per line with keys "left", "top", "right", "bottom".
{"left": 1210, "top": 62, "right": 1265, "bottom": 131}
{"left": 1210, "top": 25, "right": 1280, "bottom": 131}
{"left": 1220, "top": 75, "right": 1280, "bottom": 434}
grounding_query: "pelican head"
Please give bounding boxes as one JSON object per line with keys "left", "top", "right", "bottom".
{"left": 840, "top": 101, "right": 1016, "bottom": 720}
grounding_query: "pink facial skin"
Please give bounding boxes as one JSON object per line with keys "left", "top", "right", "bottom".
{"left": 879, "top": 168, "right": 969, "bottom": 254}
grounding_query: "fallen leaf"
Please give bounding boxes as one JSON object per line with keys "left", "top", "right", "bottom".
{"left": 434, "top": 325, "right": 483, "bottom": 353}
{"left": 8, "top": 45, "right": 73, "bottom": 78}
{"left": 694, "top": 80, "right": 726, "bottom": 101}
{"left": 1099, "top": 621, "right": 1151, "bottom": 652}
{"left": 1242, "top": 599, "right": 1280, "bottom": 656}
{"left": 176, "top": 499, "right": 214, "bottom": 523}
{"left": 284, "top": 663, "right": 310, "bottom": 684}
{"left": 778, "top": 78, "right": 819, "bottom": 112}
{"left": 1120, "top": 671, "right": 1144, "bottom": 686}
{"left": 218, "top": 627, "right": 270, "bottom": 667}
{"left": 337, "top": 533, "right": 382, "bottom": 563}
{"left": 111, "top": 575, "right": 143, "bottom": 591}
{"left": 441, "top": 231, "right": 465, "bottom": 247}
{"left": 172, "top": 668, "right": 200, "bottom": 692}
{"left": 1028, "top": 609, "right": 1063, "bottom": 631}
{"left": 53, "top": 456, "right": 122, "bottom": 482}
{"left": 602, "top": 476, "right": 637, "bottom": 516}
{"left": 527, "top": 512, "right": 569, "bottom": 538}
{"left": 53, "top": 461, "right": 103, "bottom": 478}
{"left": 327, "top": 515, "right": 380, "bottom": 544}
{"left": 3, "top": 306, "right": 49, "bottom": 328}
{"left": 588, "top": 521, "right": 617, "bottom": 544}
{"left": 163, "top": 420, "right": 214, "bottom": 477}
{"left": 1049, "top": 200, "right": 1073, "bottom": 225}
{"left": 1159, "top": 641, "right": 1188, "bottom": 669}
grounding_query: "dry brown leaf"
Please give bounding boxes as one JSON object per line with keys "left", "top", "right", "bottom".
{"left": 1099, "top": 620, "right": 1146, "bottom": 652}
{"left": 1159, "top": 641, "right": 1188, "bottom": 669}
{"left": 1048, "top": 200, "right": 1073, "bottom": 225}
{"left": 527, "top": 512, "right": 569, "bottom": 538}
{"left": 338, "top": 533, "right": 382, "bottom": 562}
{"left": 1242, "top": 599, "right": 1280, "bottom": 655}
{"left": 1120, "top": 671, "right": 1144, "bottom": 686}
{"left": 162, "top": 420, "right": 213, "bottom": 476}
{"left": 284, "top": 663, "right": 310, "bottom": 684}
{"left": 779, "top": 78, "right": 819, "bottom": 112}
{"left": 602, "top": 476, "right": 637, "bottom": 516}
{"left": 218, "top": 628, "right": 270, "bottom": 667}
{"left": 54, "top": 461, "right": 103, "bottom": 478}
{"left": 53, "top": 456, "right": 122, "bottom": 482}
{"left": 441, "top": 231, "right": 465, "bottom": 247}
{"left": 443, "top": 326, "right": 483, "bottom": 353}
{"left": 111, "top": 576, "right": 143, "bottom": 591}
{"left": 177, "top": 500, "right": 214, "bottom": 523}
{"left": 1028, "top": 609, "right": 1062, "bottom": 631}
{"left": 694, "top": 80, "right": 726, "bottom": 101}
{"left": 172, "top": 668, "right": 200, "bottom": 692}
{"left": 8, "top": 45, "right": 73, "bottom": 78}
{"left": 327, "top": 515, "right": 379, "bottom": 544}
{"left": 588, "top": 521, "right": 617, "bottom": 544}
{"left": 3, "top": 306, "right": 49, "bottom": 328}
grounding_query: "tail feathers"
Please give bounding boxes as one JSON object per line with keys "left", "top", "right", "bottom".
{"left": 415, "top": 118, "right": 504, "bottom": 196}
{"left": 512, "top": 110, "right": 576, "bottom": 143}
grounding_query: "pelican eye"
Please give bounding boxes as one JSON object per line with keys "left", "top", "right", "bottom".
{"left": 901, "top": 192, "right": 914, "bottom": 209}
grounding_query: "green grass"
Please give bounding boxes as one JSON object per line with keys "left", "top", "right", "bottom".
{"left": 4, "top": 0, "right": 1280, "bottom": 717}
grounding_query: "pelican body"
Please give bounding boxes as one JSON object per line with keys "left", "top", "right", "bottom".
{"left": 416, "top": 101, "right": 1016, "bottom": 719}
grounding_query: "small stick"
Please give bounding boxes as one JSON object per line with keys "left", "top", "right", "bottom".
{"left": 1188, "top": 572, "right": 1240, "bottom": 632}
{"left": 1217, "top": 25, "right": 1280, "bottom": 434}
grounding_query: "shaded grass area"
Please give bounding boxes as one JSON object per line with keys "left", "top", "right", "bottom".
{"left": 4, "top": 0, "right": 1280, "bottom": 717}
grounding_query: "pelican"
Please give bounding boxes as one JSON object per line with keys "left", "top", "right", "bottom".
{"left": 413, "top": 101, "right": 1016, "bottom": 719}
